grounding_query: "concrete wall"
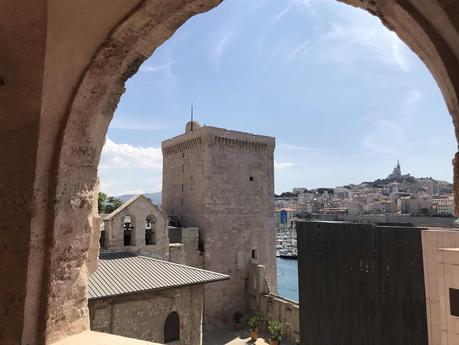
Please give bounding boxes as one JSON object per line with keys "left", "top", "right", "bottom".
{"left": 162, "top": 126, "right": 276, "bottom": 326}
{"left": 89, "top": 285, "right": 203, "bottom": 345}
{"left": 247, "top": 263, "right": 300, "bottom": 344}
{"left": 422, "top": 229, "right": 459, "bottom": 345}
{"left": 103, "top": 196, "right": 169, "bottom": 260}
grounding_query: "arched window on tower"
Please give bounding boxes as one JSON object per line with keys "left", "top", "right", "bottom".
{"left": 123, "top": 215, "right": 135, "bottom": 246}
{"left": 164, "top": 311, "right": 180, "bottom": 343}
{"left": 145, "top": 214, "right": 156, "bottom": 245}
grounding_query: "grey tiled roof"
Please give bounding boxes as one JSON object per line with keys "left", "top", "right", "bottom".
{"left": 88, "top": 252, "right": 229, "bottom": 300}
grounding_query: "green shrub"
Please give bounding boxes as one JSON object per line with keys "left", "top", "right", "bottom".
{"left": 247, "top": 315, "right": 261, "bottom": 331}
{"left": 267, "top": 320, "right": 283, "bottom": 342}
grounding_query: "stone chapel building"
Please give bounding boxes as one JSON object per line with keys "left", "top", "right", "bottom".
{"left": 88, "top": 195, "right": 228, "bottom": 344}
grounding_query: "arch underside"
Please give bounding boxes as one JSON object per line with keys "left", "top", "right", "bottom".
{"left": 39, "top": 0, "right": 459, "bottom": 343}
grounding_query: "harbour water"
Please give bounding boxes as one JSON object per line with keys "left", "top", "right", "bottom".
{"left": 276, "top": 257, "right": 299, "bottom": 302}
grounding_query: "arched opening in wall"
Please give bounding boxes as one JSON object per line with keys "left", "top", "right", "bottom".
{"left": 99, "top": 222, "right": 106, "bottom": 249}
{"left": 145, "top": 214, "right": 156, "bottom": 245}
{"left": 123, "top": 215, "right": 135, "bottom": 246}
{"left": 43, "top": 0, "right": 457, "bottom": 344}
{"left": 164, "top": 311, "right": 180, "bottom": 343}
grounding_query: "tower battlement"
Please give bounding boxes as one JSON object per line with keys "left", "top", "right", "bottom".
{"left": 162, "top": 125, "right": 275, "bottom": 155}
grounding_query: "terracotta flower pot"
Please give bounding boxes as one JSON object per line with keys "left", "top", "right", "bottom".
{"left": 250, "top": 329, "right": 258, "bottom": 341}
{"left": 269, "top": 340, "right": 279, "bottom": 345}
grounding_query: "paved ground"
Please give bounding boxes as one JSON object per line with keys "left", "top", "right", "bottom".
{"left": 203, "top": 327, "right": 293, "bottom": 345}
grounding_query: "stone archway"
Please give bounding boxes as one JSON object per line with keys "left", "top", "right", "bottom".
{"left": 5, "top": 0, "right": 457, "bottom": 344}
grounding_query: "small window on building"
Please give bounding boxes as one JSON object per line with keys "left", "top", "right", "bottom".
{"left": 450, "top": 288, "right": 459, "bottom": 316}
{"left": 123, "top": 216, "right": 134, "bottom": 246}
{"left": 252, "top": 249, "right": 257, "bottom": 259}
{"left": 145, "top": 215, "right": 156, "bottom": 245}
{"left": 249, "top": 176, "right": 254, "bottom": 181}
{"left": 181, "top": 184, "right": 184, "bottom": 192}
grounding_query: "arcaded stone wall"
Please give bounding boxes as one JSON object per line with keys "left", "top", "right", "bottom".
{"left": 89, "top": 285, "right": 203, "bottom": 345}
{"left": 103, "top": 196, "right": 169, "bottom": 260}
{"left": 1, "top": 0, "right": 459, "bottom": 343}
{"left": 162, "top": 126, "right": 276, "bottom": 326}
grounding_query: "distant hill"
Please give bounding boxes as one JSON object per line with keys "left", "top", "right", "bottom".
{"left": 117, "top": 192, "right": 162, "bottom": 205}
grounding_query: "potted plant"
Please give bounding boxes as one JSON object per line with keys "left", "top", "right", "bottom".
{"left": 267, "top": 320, "right": 282, "bottom": 345}
{"left": 233, "top": 311, "right": 243, "bottom": 331}
{"left": 247, "top": 315, "right": 261, "bottom": 341}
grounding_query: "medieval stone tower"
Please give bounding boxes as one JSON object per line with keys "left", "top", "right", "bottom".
{"left": 162, "top": 121, "right": 276, "bottom": 326}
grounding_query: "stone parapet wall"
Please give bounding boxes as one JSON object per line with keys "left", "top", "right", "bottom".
{"left": 248, "top": 263, "right": 299, "bottom": 344}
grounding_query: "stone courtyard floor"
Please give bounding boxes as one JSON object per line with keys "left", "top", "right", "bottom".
{"left": 203, "top": 327, "right": 294, "bottom": 345}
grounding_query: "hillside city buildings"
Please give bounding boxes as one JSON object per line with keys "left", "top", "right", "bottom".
{"left": 275, "top": 161, "right": 455, "bottom": 222}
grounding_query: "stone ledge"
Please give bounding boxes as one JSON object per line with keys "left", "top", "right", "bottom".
{"left": 51, "top": 331, "right": 160, "bottom": 345}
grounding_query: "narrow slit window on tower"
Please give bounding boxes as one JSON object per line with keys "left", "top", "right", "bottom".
{"left": 450, "top": 288, "right": 459, "bottom": 316}
{"left": 181, "top": 184, "right": 184, "bottom": 192}
{"left": 249, "top": 176, "right": 254, "bottom": 181}
{"left": 252, "top": 249, "right": 257, "bottom": 259}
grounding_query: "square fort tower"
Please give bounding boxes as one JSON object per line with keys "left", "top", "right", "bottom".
{"left": 162, "top": 121, "right": 276, "bottom": 325}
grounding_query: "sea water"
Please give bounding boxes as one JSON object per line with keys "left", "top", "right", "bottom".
{"left": 276, "top": 257, "right": 298, "bottom": 302}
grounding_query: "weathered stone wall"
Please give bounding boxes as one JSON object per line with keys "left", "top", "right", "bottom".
{"left": 88, "top": 285, "right": 203, "bottom": 345}
{"left": 248, "top": 263, "right": 300, "bottom": 344}
{"left": 162, "top": 126, "right": 276, "bottom": 326}
{"left": 168, "top": 227, "right": 203, "bottom": 268}
{"left": 103, "top": 196, "right": 169, "bottom": 260}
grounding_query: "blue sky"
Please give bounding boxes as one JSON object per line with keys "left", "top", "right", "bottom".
{"left": 99, "top": 0, "right": 456, "bottom": 196}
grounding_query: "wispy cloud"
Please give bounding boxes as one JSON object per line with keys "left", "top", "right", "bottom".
{"left": 211, "top": 31, "right": 235, "bottom": 71}
{"left": 362, "top": 120, "right": 407, "bottom": 155}
{"left": 272, "top": 4, "right": 291, "bottom": 24}
{"left": 110, "top": 118, "right": 166, "bottom": 131}
{"left": 403, "top": 89, "right": 422, "bottom": 113}
{"left": 318, "top": 11, "right": 412, "bottom": 71}
{"left": 275, "top": 160, "right": 294, "bottom": 169}
{"left": 141, "top": 62, "right": 174, "bottom": 73}
{"left": 288, "top": 39, "right": 311, "bottom": 61}
{"left": 279, "top": 143, "right": 314, "bottom": 151}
